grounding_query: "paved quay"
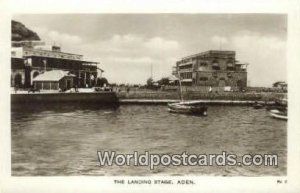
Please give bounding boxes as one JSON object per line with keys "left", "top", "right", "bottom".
{"left": 119, "top": 99, "right": 276, "bottom": 105}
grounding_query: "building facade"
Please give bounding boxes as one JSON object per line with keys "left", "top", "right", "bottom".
{"left": 11, "top": 41, "right": 103, "bottom": 89}
{"left": 173, "top": 50, "right": 248, "bottom": 90}
{"left": 32, "top": 70, "right": 75, "bottom": 90}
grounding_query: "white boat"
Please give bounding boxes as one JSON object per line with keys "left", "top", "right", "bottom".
{"left": 168, "top": 102, "right": 208, "bottom": 116}
{"left": 269, "top": 109, "right": 287, "bottom": 120}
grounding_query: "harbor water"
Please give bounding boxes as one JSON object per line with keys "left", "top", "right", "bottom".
{"left": 11, "top": 104, "right": 287, "bottom": 176}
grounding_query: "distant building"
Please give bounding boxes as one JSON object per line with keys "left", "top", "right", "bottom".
{"left": 11, "top": 41, "right": 104, "bottom": 89}
{"left": 273, "top": 81, "right": 287, "bottom": 90}
{"left": 173, "top": 50, "right": 248, "bottom": 90}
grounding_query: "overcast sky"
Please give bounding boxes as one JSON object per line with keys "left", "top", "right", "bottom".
{"left": 13, "top": 14, "right": 287, "bottom": 86}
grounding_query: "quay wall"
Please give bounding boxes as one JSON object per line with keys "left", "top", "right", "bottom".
{"left": 116, "top": 90, "right": 286, "bottom": 102}
{"left": 11, "top": 92, "right": 118, "bottom": 104}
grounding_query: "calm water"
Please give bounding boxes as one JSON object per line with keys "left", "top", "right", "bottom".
{"left": 11, "top": 104, "right": 287, "bottom": 176}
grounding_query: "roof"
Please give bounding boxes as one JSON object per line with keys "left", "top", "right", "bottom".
{"left": 33, "top": 70, "right": 75, "bottom": 82}
{"left": 168, "top": 75, "right": 179, "bottom": 81}
{"left": 97, "top": 67, "right": 104, "bottom": 72}
{"left": 181, "top": 50, "right": 235, "bottom": 60}
{"left": 25, "top": 55, "right": 99, "bottom": 64}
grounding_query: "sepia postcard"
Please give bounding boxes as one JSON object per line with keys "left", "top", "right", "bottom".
{"left": 1, "top": 0, "right": 300, "bottom": 193}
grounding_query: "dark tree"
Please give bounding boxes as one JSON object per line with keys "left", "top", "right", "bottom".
{"left": 158, "top": 77, "right": 170, "bottom": 85}
{"left": 146, "top": 77, "right": 154, "bottom": 87}
{"left": 96, "top": 77, "right": 108, "bottom": 87}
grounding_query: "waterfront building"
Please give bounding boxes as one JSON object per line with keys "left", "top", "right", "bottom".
{"left": 173, "top": 50, "right": 248, "bottom": 90}
{"left": 273, "top": 81, "right": 287, "bottom": 91}
{"left": 32, "top": 70, "right": 75, "bottom": 90}
{"left": 11, "top": 41, "right": 104, "bottom": 89}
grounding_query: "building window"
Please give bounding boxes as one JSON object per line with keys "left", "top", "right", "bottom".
{"left": 212, "top": 60, "right": 220, "bottom": 70}
{"left": 227, "top": 73, "right": 232, "bottom": 78}
{"left": 200, "top": 62, "right": 207, "bottom": 66}
{"left": 227, "top": 62, "right": 234, "bottom": 70}
{"left": 199, "top": 77, "right": 208, "bottom": 81}
{"left": 33, "top": 71, "right": 39, "bottom": 78}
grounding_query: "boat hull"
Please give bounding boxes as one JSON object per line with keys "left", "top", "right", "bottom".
{"left": 269, "top": 109, "right": 287, "bottom": 120}
{"left": 168, "top": 103, "right": 208, "bottom": 116}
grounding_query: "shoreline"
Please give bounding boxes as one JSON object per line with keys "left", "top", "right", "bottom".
{"left": 118, "top": 98, "right": 276, "bottom": 105}
{"left": 116, "top": 89, "right": 286, "bottom": 105}
{"left": 10, "top": 90, "right": 286, "bottom": 106}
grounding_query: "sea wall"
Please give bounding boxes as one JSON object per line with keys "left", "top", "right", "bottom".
{"left": 117, "top": 90, "right": 286, "bottom": 101}
{"left": 11, "top": 92, "right": 118, "bottom": 104}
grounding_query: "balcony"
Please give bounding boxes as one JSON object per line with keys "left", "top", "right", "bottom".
{"left": 179, "top": 68, "right": 193, "bottom": 73}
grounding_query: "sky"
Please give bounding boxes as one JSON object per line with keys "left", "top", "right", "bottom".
{"left": 13, "top": 14, "right": 287, "bottom": 86}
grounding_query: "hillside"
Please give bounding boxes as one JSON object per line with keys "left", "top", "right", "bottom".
{"left": 11, "top": 20, "right": 40, "bottom": 41}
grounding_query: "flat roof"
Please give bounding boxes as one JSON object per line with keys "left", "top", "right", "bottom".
{"left": 24, "top": 47, "right": 83, "bottom": 57}
{"left": 25, "top": 55, "right": 99, "bottom": 64}
{"left": 181, "top": 50, "right": 236, "bottom": 60}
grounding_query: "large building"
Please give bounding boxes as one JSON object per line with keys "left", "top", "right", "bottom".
{"left": 11, "top": 41, "right": 103, "bottom": 89}
{"left": 173, "top": 50, "right": 248, "bottom": 90}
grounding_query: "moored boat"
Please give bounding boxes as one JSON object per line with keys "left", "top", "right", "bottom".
{"left": 168, "top": 70, "right": 208, "bottom": 116}
{"left": 168, "top": 102, "right": 208, "bottom": 116}
{"left": 269, "top": 109, "right": 287, "bottom": 120}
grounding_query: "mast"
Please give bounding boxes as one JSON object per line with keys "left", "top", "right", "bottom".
{"left": 177, "top": 67, "right": 183, "bottom": 102}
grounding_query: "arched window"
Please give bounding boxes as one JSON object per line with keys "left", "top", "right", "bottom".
{"left": 33, "top": 71, "right": 39, "bottom": 78}
{"left": 227, "top": 61, "right": 234, "bottom": 70}
{"left": 212, "top": 60, "right": 220, "bottom": 70}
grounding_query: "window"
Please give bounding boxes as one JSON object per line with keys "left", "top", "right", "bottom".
{"left": 227, "top": 62, "right": 235, "bottom": 70}
{"left": 200, "top": 62, "right": 207, "bottom": 66}
{"left": 212, "top": 60, "right": 220, "bottom": 70}
{"left": 199, "top": 77, "right": 208, "bottom": 81}
{"left": 227, "top": 73, "right": 232, "bottom": 78}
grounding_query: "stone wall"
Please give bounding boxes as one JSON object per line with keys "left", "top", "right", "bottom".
{"left": 194, "top": 71, "right": 247, "bottom": 87}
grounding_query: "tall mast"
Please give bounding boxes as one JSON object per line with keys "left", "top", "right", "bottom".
{"left": 177, "top": 67, "right": 183, "bottom": 102}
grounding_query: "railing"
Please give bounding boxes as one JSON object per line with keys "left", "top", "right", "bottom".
{"left": 24, "top": 48, "right": 83, "bottom": 61}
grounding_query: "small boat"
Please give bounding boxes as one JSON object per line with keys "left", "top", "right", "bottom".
{"left": 168, "top": 70, "right": 208, "bottom": 116}
{"left": 269, "top": 109, "right": 287, "bottom": 120}
{"left": 168, "top": 102, "right": 208, "bottom": 116}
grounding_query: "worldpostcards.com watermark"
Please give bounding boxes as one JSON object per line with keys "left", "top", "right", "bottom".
{"left": 97, "top": 151, "right": 278, "bottom": 169}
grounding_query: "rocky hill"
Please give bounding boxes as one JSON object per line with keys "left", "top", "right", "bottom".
{"left": 11, "top": 20, "right": 40, "bottom": 41}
